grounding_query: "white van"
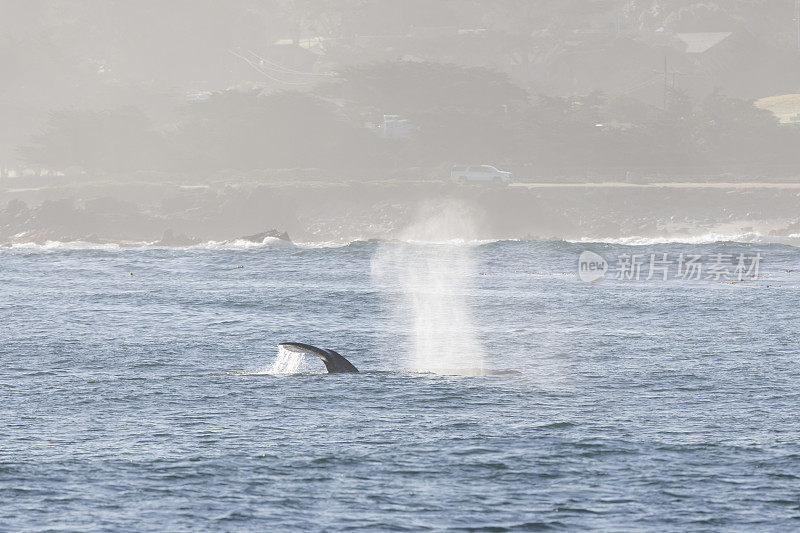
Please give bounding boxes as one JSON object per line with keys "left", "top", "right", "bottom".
{"left": 451, "top": 165, "right": 513, "bottom": 184}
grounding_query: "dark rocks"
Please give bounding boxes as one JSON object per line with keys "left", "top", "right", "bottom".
{"left": 154, "top": 229, "right": 198, "bottom": 246}
{"left": 240, "top": 229, "right": 291, "bottom": 243}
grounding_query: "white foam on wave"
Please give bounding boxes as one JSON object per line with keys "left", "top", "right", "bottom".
{"left": 571, "top": 232, "right": 790, "bottom": 246}
{"left": 294, "top": 240, "right": 354, "bottom": 249}
{"left": 8, "top": 240, "right": 127, "bottom": 251}
{"left": 3, "top": 237, "right": 303, "bottom": 251}
{"left": 399, "top": 238, "right": 502, "bottom": 247}
{"left": 189, "top": 236, "right": 295, "bottom": 250}
{"left": 5, "top": 233, "right": 791, "bottom": 252}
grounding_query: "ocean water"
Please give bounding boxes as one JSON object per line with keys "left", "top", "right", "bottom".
{"left": 1, "top": 240, "right": 799, "bottom": 531}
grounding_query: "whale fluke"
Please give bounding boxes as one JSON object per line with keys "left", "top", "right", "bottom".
{"left": 278, "top": 343, "right": 359, "bottom": 373}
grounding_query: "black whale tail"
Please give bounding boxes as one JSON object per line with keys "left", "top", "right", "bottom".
{"left": 278, "top": 343, "right": 359, "bottom": 374}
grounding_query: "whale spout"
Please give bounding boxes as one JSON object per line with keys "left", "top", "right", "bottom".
{"left": 278, "top": 343, "right": 359, "bottom": 374}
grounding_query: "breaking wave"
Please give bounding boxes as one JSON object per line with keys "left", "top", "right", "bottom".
{"left": 7, "top": 240, "right": 126, "bottom": 251}
{"left": 3, "top": 233, "right": 798, "bottom": 253}
{"left": 571, "top": 232, "right": 800, "bottom": 246}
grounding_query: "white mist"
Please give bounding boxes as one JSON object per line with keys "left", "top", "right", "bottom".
{"left": 371, "top": 201, "right": 484, "bottom": 374}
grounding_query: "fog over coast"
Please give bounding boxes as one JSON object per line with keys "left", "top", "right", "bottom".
{"left": 3, "top": 1, "right": 800, "bottom": 244}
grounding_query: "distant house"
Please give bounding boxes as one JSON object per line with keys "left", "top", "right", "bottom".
{"left": 372, "top": 115, "right": 413, "bottom": 139}
{"left": 675, "top": 32, "right": 733, "bottom": 54}
{"left": 260, "top": 38, "right": 323, "bottom": 74}
{"left": 754, "top": 94, "right": 800, "bottom": 124}
{"left": 273, "top": 37, "right": 327, "bottom": 55}
{"left": 669, "top": 30, "right": 799, "bottom": 100}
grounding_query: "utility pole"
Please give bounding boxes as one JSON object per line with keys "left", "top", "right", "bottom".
{"left": 796, "top": 0, "right": 800, "bottom": 51}
{"left": 664, "top": 56, "right": 668, "bottom": 110}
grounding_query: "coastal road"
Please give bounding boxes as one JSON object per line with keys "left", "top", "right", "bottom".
{"left": 510, "top": 181, "right": 800, "bottom": 189}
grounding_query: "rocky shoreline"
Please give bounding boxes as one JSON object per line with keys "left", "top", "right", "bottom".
{"left": 1, "top": 179, "right": 799, "bottom": 245}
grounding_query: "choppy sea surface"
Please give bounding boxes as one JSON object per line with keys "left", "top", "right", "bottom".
{"left": 1, "top": 239, "right": 799, "bottom": 531}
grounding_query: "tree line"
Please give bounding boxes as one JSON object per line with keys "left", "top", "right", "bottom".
{"left": 19, "top": 61, "right": 800, "bottom": 177}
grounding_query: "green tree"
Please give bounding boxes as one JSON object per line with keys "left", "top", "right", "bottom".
{"left": 19, "top": 107, "right": 163, "bottom": 173}
{"left": 171, "top": 90, "right": 376, "bottom": 171}
{"left": 329, "top": 61, "right": 528, "bottom": 115}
